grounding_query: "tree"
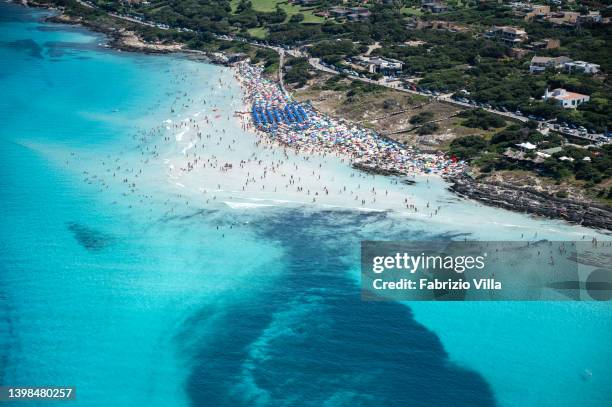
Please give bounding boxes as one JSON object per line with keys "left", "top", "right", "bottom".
{"left": 409, "top": 111, "right": 434, "bottom": 125}
{"left": 417, "top": 123, "right": 439, "bottom": 135}
{"left": 284, "top": 58, "right": 311, "bottom": 88}
{"left": 459, "top": 109, "right": 505, "bottom": 130}
{"left": 448, "top": 135, "right": 488, "bottom": 161}
{"left": 540, "top": 158, "right": 572, "bottom": 180}
{"left": 289, "top": 13, "right": 304, "bottom": 24}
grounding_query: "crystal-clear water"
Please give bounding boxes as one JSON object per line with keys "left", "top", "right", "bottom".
{"left": 1, "top": 3, "right": 611, "bottom": 406}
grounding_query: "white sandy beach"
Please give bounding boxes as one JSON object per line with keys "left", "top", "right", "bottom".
{"left": 38, "top": 59, "right": 605, "bottom": 241}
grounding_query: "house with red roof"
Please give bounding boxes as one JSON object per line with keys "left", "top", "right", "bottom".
{"left": 542, "top": 88, "right": 590, "bottom": 109}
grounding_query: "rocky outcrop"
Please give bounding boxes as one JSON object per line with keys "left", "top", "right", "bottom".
{"left": 448, "top": 175, "right": 612, "bottom": 231}
{"left": 351, "top": 161, "right": 403, "bottom": 176}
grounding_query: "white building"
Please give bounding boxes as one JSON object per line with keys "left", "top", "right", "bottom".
{"left": 564, "top": 61, "right": 600, "bottom": 74}
{"left": 542, "top": 88, "right": 590, "bottom": 109}
{"left": 516, "top": 142, "right": 537, "bottom": 150}
{"left": 529, "top": 56, "right": 571, "bottom": 73}
{"left": 359, "top": 56, "right": 403, "bottom": 75}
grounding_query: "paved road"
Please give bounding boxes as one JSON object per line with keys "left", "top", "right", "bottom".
{"left": 308, "top": 58, "right": 528, "bottom": 123}
{"left": 72, "top": 2, "right": 527, "bottom": 124}
{"left": 305, "top": 58, "right": 611, "bottom": 141}
{"left": 76, "top": 0, "right": 168, "bottom": 29}
{"left": 108, "top": 12, "right": 167, "bottom": 29}
{"left": 276, "top": 48, "right": 287, "bottom": 95}
{"left": 69, "top": 3, "right": 607, "bottom": 142}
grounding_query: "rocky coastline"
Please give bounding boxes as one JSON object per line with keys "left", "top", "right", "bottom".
{"left": 19, "top": 0, "right": 231, "bottom": 63}
{"left": 448, "top": 175, "right": 612, "bottom": 232}
{"left": 351, "top": 161, "right": 404, "bottom": 177}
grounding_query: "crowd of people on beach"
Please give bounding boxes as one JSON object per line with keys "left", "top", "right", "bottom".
{"left": 236, "top": 62, "right": 465, "bottom": 177}
{"left": 59, "top": 61, "right": 602, "bottom": 242}
{"left": 63, "top": 61, "right": 470, "bottom": 226}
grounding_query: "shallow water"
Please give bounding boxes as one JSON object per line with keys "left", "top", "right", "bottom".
{"left": 1, "top": 3, "right": 611, "bottom": 406}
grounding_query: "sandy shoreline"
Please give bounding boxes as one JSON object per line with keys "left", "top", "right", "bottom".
{"left": 16, "top": 0, "right": 611, "bottom": 232}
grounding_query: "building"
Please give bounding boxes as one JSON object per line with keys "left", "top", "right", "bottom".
{"left": 578, "top": 11, "right": 602, "bottom": 24}
{"left": 541, "top": 146, "right": 563, "bottom": 155}
{"left": 348, "top": 8, "right": 371, "bottom": 21}
{"left": 503, "top": 148, "right": 546, "bottom": 165}
{"left": 525, "top": 38, "right": 560, "bottom": 50}
{"left": 516, "top": 142, "right": 537, "bottom": 151}
{"left": 409, "top": 19, "right": 468, "bottom": 32}
{"left": 334, "top": 6, "right": 370, "bottom": 21}
{"left": 546, "top": 11, "right": 580, "bottom": 26}
{"left": 370, "top": 57, "right": 403, "bottom": 75}
{"left": 565, "top": 61, "right": 600, "bottom": 74}
{"left": 291, "top": 0, "right": 319, "bottom": 5}
{"left": 330, "top": 7, "right": 350, "bottom": 18}
{"left": 404, "top": 40, "right": 427, "bottom": 47}
{"left": 530, "top": 56, "right": 600, "bottom": 75}
{"left": 484, "top": 26, "right": 528, "bottom": 46}
{"left": 529, "top": 56, "right": 572, "bottom": 73}
{"left": 358, "top": 56, "right": 403, "bottom": 76}
{"left": 542, "top": 88, "right": 590, "bottom": 109}
{"left": 421, "top": 2, "right": 448, "bottom": 13}
{"left": 512, "top": 4, "right": 607, "bottom": 27}
{"left": 522, "top": 5, "right": 550, "bottom": 21}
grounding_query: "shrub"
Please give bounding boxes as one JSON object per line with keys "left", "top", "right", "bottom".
{"left": 417, "top": 123, "right": 439, "bottom": 135}
{"left": 289, "top": 13, "right": 304, "bottom": 23}
{"left": 459, "top": 109, "right": 505, "bottom": 130}
{"left": 409, "top": 111, "right": 434, "bottom": 125}
{"left": 448, "top": 135, "right": 488, "bottom": 161}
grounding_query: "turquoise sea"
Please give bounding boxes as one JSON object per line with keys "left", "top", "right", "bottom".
{"left": 1, "top": 3, "right": 611, "bottom": 406}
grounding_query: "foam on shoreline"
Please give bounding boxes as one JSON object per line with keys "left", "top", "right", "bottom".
{"left": 44, "top": 57, "right": 607, "bottom": 241}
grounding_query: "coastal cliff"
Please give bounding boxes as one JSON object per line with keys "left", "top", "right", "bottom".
{"left": 448, "top": 175, "right": 612, "bottom": 231}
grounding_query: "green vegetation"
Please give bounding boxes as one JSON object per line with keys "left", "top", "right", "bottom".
{"left": 45, "top": 0, "right": 611, "bottom": 204}
{"left": 51, "top": 0, "right": 610, "bottom": 134}
{"left": 252, "top": 47, "right": 279, "bottom": 74}
{"left": 409, "top": 111, "right": 434, "bottom": 125}
{"left": 310, "top": 39, "right": 364, "bottom": 65}
{"left": 247, "top": 26, "right": 268, "bottom": 39}
{"left": 229, "top": 0, "right": 323, "bottom": 29}
{"left": 372, "top": 3, "right": 610, "bottom": 133}
{"left": 449, "top": 124, "right": 612, "bottom": 186}
{"left": 240, "top": 0, "right": 322, "bottom": 23}
{"left": 313, "top": 74, "right": 386, "bottom": 101}
{"left": 458, "top": 109, "right": 506, "bottom": 130}
{"left": 320, "top": 74, "right": 351, "bottom": 92}
{"left": 245, "top": 0, "right": 282, "bottom": 13}
{"left": 284, "top": 57, "right": 311, "bottom": 87}
{"left": 417, "top": 122, "right": 439, "bottom": 135}
{"left": 449, "top": 135, "right": 488, "bottom": 161}
{"left": 345, "top": 81, "right": 385, "bottom": 103}
{"left": 400, "top": 7, "right": 423, "bottom": 17}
